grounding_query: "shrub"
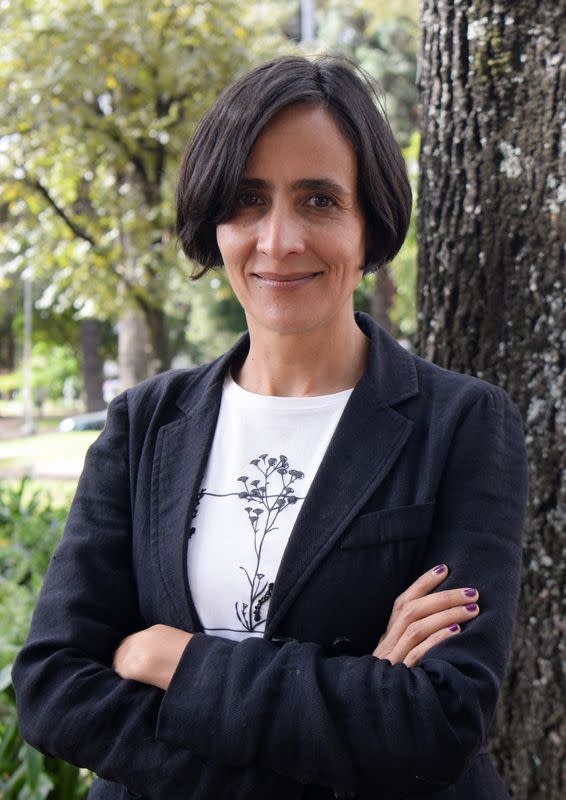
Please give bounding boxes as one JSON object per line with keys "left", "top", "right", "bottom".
{"left": 0, "top": 479, "right": 92, "bottom": 799}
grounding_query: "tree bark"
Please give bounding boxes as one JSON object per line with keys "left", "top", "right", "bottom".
{"left": 118, "top": 312, "right": 152, "bottom": 391}
{"left": 417, "top": 2, "right": 565, "bottom": 798}
{"left": 371, "top": 266, "right": 395, "bottom": 333}
{"left": 79, "top": 318, "right": 105, "bottom": 411}
{"left": 117, "top": 204, "right": 171, "bottom": 376}
{"left": 145, "top": 304, "right": 170, "bottom": 374}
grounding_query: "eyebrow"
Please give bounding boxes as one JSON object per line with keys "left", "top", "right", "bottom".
{"left": 238, "top": 177, "right": 350, "bottom": 197}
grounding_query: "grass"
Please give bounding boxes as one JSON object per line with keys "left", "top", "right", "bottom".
{"left": 0, "top": 430, "right": 99, "bottom": 480}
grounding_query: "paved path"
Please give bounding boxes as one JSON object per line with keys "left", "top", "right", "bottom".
{"left": 0, "top": 416, "right": 25, "bottom": 441}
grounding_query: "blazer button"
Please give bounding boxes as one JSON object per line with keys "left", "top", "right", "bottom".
{"left": 333, "top": 792, "right": 357, "bottom": 799}
{"left": 331, "top": 636, "right": 353, "bottom": 655}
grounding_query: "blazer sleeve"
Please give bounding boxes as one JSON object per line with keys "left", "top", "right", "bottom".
{"left": 154, "top": 385, "right": 529, "bottom": 795}
{"left": 11, "top": 393, "right": 301, "bottom": 800}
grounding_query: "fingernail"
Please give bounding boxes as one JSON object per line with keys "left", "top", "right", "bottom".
{"left": 448, "top": 624, "right": 460, "bottom": 632}
{"left": 465, "top": 603, "right": 478, "bottom": 612}
{"left": 433, "top": 564, "right": 447, "bottom": 575}
{"left": 464, "top": 588, "right": 477, "bottom": 597}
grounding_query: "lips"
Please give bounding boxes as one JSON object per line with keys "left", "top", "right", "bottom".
{"left": 253, "top": 271, "right": 321, "bottom": 286}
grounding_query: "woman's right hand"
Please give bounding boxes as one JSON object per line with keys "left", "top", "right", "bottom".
{"left": 373, "top": 564, "right": 480, "bottom": 667}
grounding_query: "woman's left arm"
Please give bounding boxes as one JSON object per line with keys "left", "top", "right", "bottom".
{"left": 152, "top": 386, "right": 528, "bottom": 795}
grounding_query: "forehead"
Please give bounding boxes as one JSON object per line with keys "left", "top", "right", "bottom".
{"left": 243, "top": 103, "right": 358, "bottom": 188}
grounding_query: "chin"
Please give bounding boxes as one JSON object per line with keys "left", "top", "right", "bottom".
{"left": 255, "top": 315, "right": 327, "bottom": 337}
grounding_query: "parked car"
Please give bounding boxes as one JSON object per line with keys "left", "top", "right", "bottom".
{"left": 58, "top": 410, "right": 107, "bottom": 432}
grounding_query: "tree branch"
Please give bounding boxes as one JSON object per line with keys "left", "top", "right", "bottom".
{"left": 24, "top": 175, "right": 97, "bottom": 246}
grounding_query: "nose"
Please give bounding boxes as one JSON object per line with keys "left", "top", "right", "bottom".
{"left": 256, "top": 203, "right": 305, "bottom": 260}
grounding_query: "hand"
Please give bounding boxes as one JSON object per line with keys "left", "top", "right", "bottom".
{"left": 113, "top": 624, "right": 192, "bottom": 690}
{"left": 373, "top": 564, "right": 479, "bottom": 667}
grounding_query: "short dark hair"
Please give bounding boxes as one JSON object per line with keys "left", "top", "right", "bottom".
{"left": 176, "top": 55, "right": 412, "bottom": 277}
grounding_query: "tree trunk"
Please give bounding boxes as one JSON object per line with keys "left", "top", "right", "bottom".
{"left": 145, "top": 304, "right": 170, "bottom": 374}
{"left": 117, "top": 203, "right": 171, "bottom": 378}
{"left": 118, "top": 312, "right": 152, "bottom": 391}
{"left": 417, "top": 2, "right": 564, "bottom": 798}
{"left": 79, "top": 318, "right": 105, "bottom": 411}
{"left": 371, "top": 266, "right": 395, "bottom": 333}
{"left": 0, "top": 323, "right": 16, "bottom": 372}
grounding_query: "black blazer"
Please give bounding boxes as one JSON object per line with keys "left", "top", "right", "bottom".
{"left": 13, "top": 313, "right": 528, "bottom": 800}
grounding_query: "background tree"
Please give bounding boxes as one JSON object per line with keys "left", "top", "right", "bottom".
{"left": 0, "top": 0, "right": 287, "bottom": 385}
{"left": 0, "top": 281, "right": 18, "bottom": 374}
{"left": 417, "top": 1, "right": 565, "bottom": 797}
{"left": 314, "top": 0, "right": 419, "bottom": 145}
{"left": 78, "top": 319, "right": 105, "bottom": 411}
{"left": 1, "top": 0, "right": 424, "bottom": 401}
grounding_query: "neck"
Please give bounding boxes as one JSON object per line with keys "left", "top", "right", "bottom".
{"left": 234, "top": 313, "right": 369, "bottom": 397}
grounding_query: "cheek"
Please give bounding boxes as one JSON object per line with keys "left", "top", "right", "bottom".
{"left": 329, "top": 234, "right": 365, "bottom": 281}
{"left": 217, "top": 230, "right": 259, "bottom": 301}
{"left": 216, "top": 223, "right": 253, "bottom": 263}
{"left": 325, "top": 218, "right": 365, "bottom": 263}
{"left": 222, "top": 263, "right": 247, "bottom": 307}
{"left": 215, "top": 224, "right": 234, "bottom": 265}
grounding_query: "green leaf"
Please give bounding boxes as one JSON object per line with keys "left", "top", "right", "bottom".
{"left": 24, "top": 743, "right": 44, "bottom": 789}
{"left": 0, "top": 663, "right": 13, "bottom": 691}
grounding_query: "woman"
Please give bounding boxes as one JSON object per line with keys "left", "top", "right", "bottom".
{"left": 13, "top": 56, "right": 528, "bottom": 800}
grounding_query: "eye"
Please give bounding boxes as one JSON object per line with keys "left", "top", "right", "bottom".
{"left": 238, "top": 190, "right": 263, "bottom": 207}
{"left": 306, "top": 193, "right": 336, "bottom": 209}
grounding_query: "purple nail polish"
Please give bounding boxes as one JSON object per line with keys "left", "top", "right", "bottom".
{"left": 464, "top": 588, "right": 477, "bottom": 597}
{"left": 448, "top": 624, "right": 460, "bottom": 632}
{"left": 433, "top": 564, "right": 446, "bottom": 575}
{"left": 465, "top": 603, "right": 478, "bottom": 612}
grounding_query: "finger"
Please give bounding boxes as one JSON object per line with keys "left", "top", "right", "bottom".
{"left": 399, "top": 586, "right": 480, "bottom": 626}
{"left": 382, "top": 563, "right": 451, "bottom": 637}
{"left": 383, "top": 603, "right": 480, "bottom": 664}
{"left": 375, "top": 600, "right": 480, "bottom": 660}
{"left": 395, "top": 563, "right": 451, "bottom": 607}
{"left": 382, "top": 586, "right": 480, "bottom": 647}
{"left": 113, "top": 636, "right": 131, "bottom": 676}
{"left": 403, "top": 624, "right": 461, "bottom": 668}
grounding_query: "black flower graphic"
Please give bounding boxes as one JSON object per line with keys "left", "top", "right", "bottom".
{"left": 196, "top": 452, "right": 305, "bottom": 633}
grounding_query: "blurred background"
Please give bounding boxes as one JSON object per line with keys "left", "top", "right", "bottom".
{"left": 0, "top": 0, "right": 563, "bottom": 798}
{"left": 0, "top": 0, "right": 419, "bottom": 484}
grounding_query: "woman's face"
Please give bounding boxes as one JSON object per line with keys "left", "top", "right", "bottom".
{"left": 216, "top": 103, "right": 366, "bottom": 338}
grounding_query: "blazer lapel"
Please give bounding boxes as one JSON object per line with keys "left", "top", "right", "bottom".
{"left": 152, "top": 391, "right": 220, "bottom": 628}
{"left": 265, "top": 315, "right": 419, "bottom": 636}
{"left": 151, "top": 337, "right": 250, "bottom": 629}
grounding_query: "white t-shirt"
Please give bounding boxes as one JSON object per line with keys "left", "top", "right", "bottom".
{"left": 187, "top": 373, "right": 353, "bottom": 642}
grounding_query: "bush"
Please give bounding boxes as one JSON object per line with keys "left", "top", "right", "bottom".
{"left": 0, "top": 479, "right": 92, "bottom": 799}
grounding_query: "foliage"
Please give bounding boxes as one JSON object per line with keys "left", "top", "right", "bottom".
{"left": 31, "top": 342, "right": 81, "bottom": 402}
{"left": 307, "top": 0, "right": 419, "bottom": 146}
{"left": 0, "top": 371, "right": 21, "bottom": 397}
{"left": 0, "top": 341, "right": 81, "bottom": 405}
{"left": 0, "top": 481, "right": 64, "bottom": 664}
{"left": 0, "top": 0, "right": 420, "bottom": 373}
{"left": 183, "top": 271, "right": 248, "bottom": 364}
{"left": 0, "top": 0, "right": 291, "bottom": 366}
{"left": 0, "top": 478, "right": 91, "bottom": 798}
